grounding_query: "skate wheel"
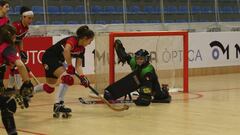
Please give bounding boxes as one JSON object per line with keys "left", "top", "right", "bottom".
{"left": 62, "top": 113, "right": 71, "bottom": 118}
{"left": 53, "top": 113, "right": 60, "bottom": 118}
{"left": 23, "top": 103, "right": 29, "bottom": 108}
{"left": 62, "top": 114, "right": 67, "bottom": 118}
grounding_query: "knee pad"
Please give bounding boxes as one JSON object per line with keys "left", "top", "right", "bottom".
{"left": 43, "top": 84, "right": 55, "bottom": 94}
{"left": 61, "top": 75, "right": 74, "bottom": 86}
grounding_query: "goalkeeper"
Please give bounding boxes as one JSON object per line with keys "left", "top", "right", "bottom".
{"left": 104, "top": 39, "right": 171, "bottom": 106}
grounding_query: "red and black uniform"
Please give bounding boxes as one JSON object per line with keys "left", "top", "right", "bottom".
{"left": 12, "top": 21, "right": 29, "bottom": 47}
{"left": 0, "top": 16, "right": 10, "bottom": 86}
{"left": 0, "top": 40, "right": 14, "bottom": 88}
{"left": 0, "top": 42, "right": 19, "bottom": 65}
{"left": 7, "top": 21, "right": 29, "bottom": 77}
{"left": 42, "top": 36, "right": 85, "bottom": 78}
{"left": 0, "top": 16, "right": 9, "bottom": 27}
{"left": 0, "top": 42, "right": 19, "bottom": 135}
{"left": 0, "top": 42, "right": 20, "bottom": 82}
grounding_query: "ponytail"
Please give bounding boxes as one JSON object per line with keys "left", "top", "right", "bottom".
{"left": 76, "top": 25, "right": 94, "bottom": 39}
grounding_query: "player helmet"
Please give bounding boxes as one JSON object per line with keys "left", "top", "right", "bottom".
{"left": 134, "top": 49, "right": 150, "bottom": 64}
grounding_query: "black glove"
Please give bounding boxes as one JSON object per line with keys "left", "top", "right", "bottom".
{"left": 79, "top": 75, "right": 90, "bottom": 87}
{"left": 114, "top": 39, "right": 130, "bottom": 65}
{"left": 20, "top": 80, "right": 33, "bottom": 98}
{"left": 20, "top": 50, "right": 28, "bottom": 61}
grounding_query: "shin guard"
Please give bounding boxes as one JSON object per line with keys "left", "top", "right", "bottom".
{"left": 104, "top": 70, "right": 140, "bottom": 100}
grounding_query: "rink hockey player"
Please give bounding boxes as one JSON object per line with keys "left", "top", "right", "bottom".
{"left": 33, "top": 25, "right": 94, "bottom": 118}
{"left": 0, "top": 24, "right": 33, "bottom": 135}
{"left": 7, "top": 6, "right": 34, "bottom": 92}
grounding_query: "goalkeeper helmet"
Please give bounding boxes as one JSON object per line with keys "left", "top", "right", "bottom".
{"left": 135, "top": 49, "right": 150, "bottom": 65}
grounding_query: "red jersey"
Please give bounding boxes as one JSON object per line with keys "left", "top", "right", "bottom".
{"left": 47, "top": 36, "right": 85, "bottom": 58}
{"left": 45, "top": 36, "right": 85, "bottom": 66}
{"left": 0, "top": 42, "right": 19, "bottom": 66}
{"left": 0, "top": 16, "right": 9, "bottom": 27}
{"left": 12, "top": 21, "right": 29, "bottom": 45}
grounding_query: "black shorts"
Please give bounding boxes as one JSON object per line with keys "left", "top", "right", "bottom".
{"left": 0, "top": 64, "right": 6, "bottom": 80}
{"left": 42, "top": 51, "right": 64, "bottom": 79}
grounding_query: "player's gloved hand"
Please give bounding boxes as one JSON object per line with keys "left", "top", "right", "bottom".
{"left": 79, "top": 75, "right": 90, "bottom": 87}
{"left": 114, "top": 39, "right": 129, "bottom": 66}
{"left": 20, "top": 50, "right": 28, "bottom": 61}
{"left": 66, "top": 65, "right": 75, "bottom": 75}
{"left": 20, "top": 80, "right": 33, "bottom": 98}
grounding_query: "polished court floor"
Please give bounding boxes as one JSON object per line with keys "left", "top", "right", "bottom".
{"left": 1, "top": 73, "right": 240, "bottom": 135}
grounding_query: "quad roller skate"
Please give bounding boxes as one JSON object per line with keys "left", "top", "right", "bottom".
{"left": 1, "top": 87, "right": 26, "bottom": 109}
{"left": 14, "top": 94, "right": 25, "bottom": 109}
{"left": 152, "top": 84, "right": 171, "bottom": 103}
{"left": 15, "top": 94, "right": 30, "bottom": 109}
{"left": 53, "top": 101, "right": 72, "bottom": 118}
{"left": 17, "top": 85, "right": 33, "bottom": 109}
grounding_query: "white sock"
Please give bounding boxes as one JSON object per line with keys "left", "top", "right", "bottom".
{"left": 14, "top": 74, "right": 22, "bottom": 90}
{"left": 34, "top": 83, "right": 44, "bottom": 93}
{"left": 55, "top": 83, "right": 68, "bottom": 103}
{"left": 8, "top": 75, "right": 15, "bottom": 88}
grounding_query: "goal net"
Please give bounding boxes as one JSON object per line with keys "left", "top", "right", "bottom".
{"left": 94, "top": 31, "right": 188, "bottom": 93}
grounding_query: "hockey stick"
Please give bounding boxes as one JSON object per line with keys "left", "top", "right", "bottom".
{"left": 29, "top": 71, "right": 40, "bottom": 85}
{"left": 75, "top": 73, "right": 129, "bottom": 111}
{"left": 24, "top": 65, "right": 41, "bottom": 85}
{"left": 78, "top": 97, "right": 134, "bottom": 104}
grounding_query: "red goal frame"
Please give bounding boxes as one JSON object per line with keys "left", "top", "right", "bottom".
{"left": 109, "top": 31, "right": 189, "bottom": 93}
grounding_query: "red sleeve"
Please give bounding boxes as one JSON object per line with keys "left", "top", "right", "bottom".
{"left": 12, "top": 21, "right": 20, "bottom": 35}
{"left": 66, "top": 37, "right": 78, "bottom": 49}
{"left": 0, "top": 17, "right": 9, "bottom": 27}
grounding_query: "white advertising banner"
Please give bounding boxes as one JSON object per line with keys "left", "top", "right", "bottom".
{"left": 189, "top": 32, "right": 240, "bottom": 68}
{"left": 52, "top": 32, "right": 240, "bottom": 74}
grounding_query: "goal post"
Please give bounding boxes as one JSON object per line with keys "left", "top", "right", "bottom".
{"left": 94, "top": 31, "right": 189, "bottom": 93}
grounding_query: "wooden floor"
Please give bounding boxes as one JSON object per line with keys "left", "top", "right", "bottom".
{"left": 1, "top": 73, "right": 240, "bottom": 135}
